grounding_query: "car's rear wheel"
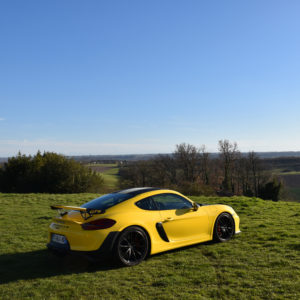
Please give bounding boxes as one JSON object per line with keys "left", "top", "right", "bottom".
{"left": 213, "top": 213, "right": 234, "bottom": 242}
{"left": 115, "top": 226, "right": 149, "bottom": 266}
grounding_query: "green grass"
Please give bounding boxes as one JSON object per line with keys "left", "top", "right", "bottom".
{"left": 100, "top": 167, "right": 119, "bottom": 190}
{"left": 279, "top": 171, "right": 300, "bottom": 175}
{"left": 86, "top": 163, "right": 118, "bottom": 168}
{"left": 86, "top": 163, "right": 120, "bottom": 190}
{"left": 101, "top": 172, "right": 119, "bottom": 189}
{"left": 0, "top": 194, "right": 300, "bottom": 299}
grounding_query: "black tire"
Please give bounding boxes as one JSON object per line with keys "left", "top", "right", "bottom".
{"left": 114, "top": 226, "right": 149, "bottom": 266}
{"left": 213, "top": 212, "right": 235, "bottom": 242}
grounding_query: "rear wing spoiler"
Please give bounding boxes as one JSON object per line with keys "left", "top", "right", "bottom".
{"left": 51, "top": 205, "right": 104, "bottom": 220}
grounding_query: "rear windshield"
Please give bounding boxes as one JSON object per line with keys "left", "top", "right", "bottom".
{"left": 81, "top": 193, "right": 133, "bottom": 210}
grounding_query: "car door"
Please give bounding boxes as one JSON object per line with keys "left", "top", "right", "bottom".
{"left": 152, "top": 193, "right": 210, "bottom": 242}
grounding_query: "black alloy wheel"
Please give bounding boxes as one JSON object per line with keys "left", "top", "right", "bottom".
{"left": 213, "top": 213, "right": 234, "bottom": 242}
{"left": 115, "top": 226, "right": 149, "bottom": 266}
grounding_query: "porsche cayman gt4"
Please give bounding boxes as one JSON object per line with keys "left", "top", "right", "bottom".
{"left": 47, "top": 188, "right": 241, "bottom": 266}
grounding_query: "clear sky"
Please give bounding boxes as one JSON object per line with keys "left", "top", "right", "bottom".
{"left": 0, "top": 0, "right": 300, "bottom": 156}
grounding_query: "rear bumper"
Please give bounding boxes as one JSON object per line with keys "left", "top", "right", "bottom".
{"left": 47, "top": 231, "right": 120, "bottom": 259}
{"left": 47, "top": 240, "right": 70, "bottom": 252}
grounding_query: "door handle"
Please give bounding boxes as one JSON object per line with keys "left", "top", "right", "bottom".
{"left": 164, "top": 217, "right": 173, "bottom": 222}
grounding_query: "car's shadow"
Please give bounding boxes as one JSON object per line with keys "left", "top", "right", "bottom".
{"left": 0, "top": 249, "right": 119, "bottom": 285}
{"left": 0, "top": 241, "right": 218, "bottom": 284}
{"left": 150, "top": 240, "right": 215, "bottom": 259}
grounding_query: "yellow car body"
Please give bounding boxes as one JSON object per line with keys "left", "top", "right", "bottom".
{"left": 47, "top": 188, "right": 240, "bottom": 265}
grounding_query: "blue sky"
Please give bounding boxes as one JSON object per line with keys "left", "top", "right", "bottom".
{"left": 0, "top": 0, "right": 300, "bottom": 156}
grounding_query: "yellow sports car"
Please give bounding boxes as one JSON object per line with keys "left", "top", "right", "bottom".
{"left": 47, "top": 188, "right": 240, "bottom": 266}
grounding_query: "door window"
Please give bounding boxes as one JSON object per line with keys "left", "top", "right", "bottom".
{"left": 152, "top": 193, "right": 193, "bottom": 210}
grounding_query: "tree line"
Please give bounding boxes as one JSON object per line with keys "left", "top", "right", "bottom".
{"left": 119, "top": 140, "right": 282, "bottom": 201}
{"left": 0, "top": 152, "right": 104, "bottom": 193}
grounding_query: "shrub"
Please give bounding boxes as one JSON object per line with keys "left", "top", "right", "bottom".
{"left": 0, "top": 152, "right": 104, "bottom": 193}
{"left": 258, "top": 177, "right": 282, "bottom": 201}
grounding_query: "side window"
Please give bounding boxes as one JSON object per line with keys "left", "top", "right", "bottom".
{"left": 135, "top": 197, "right": 157, "bottom": 210}
{"left": 152, "top": 193, "right": 193, "bottom": 210}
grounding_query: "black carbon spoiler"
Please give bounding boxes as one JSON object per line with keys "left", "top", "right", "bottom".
{"left": 50, "top": 205, "right": 105, "bottom": 220}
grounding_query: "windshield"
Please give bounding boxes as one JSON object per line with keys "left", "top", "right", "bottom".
{"left": 81, "top": 193, "right": 133, "bottom": 210}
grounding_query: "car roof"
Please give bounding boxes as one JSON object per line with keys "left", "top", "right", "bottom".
{"left": 117, "top": 187, "right": 161, "bottom": 197}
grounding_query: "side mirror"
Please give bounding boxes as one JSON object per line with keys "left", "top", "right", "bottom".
{"left": 192, "top": 202, "right": 198, "bottom": 211}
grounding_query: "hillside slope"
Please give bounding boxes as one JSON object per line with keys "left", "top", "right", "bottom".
{"left": 0, "top": 194, "right": 299, "bottom": 299}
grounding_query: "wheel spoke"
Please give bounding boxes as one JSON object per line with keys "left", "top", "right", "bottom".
{"left": 131, "top": 249, "right": 137, "bottom": 259}
{"left": 118, "top": 230, "right": 147, "bottom": 264}
{"left": 123, "top": 237, "right": 130, "bottom": 245}
{"left": 217, "top": 215, "right": 234, "bottom": 240}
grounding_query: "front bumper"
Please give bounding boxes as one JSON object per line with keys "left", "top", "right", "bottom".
{"left": 233, "top": 214, "right": 241, "bottom": 234}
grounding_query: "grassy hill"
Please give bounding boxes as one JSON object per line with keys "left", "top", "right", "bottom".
{"left": 0, "top": 194, "right": 299, "bottom": 299}
{"left": 86, "top": 163, "right": 120, "bottom": 191}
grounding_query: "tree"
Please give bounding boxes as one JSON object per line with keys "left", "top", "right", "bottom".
{"left": 118, "top": 141, "right": 283, "bottom": 199}
{"left": 248, "top": 151, "right": 263, "bottom": 197}
{"left": 0, "top": 151, "right": 104, "bottom": 193}
{"left": 199, "top": 145, "right": 210, "bottom": 185}
{"left": 174, "top": 143, "right": 199, "bottom": 183}
{"left": 0, "top": 152, "right": 33, "bottom": 192}
{"left": 218, "top": 140, "right": 239, "bottom": 193}
{"left": 259, "top": 177, "right": 282, "bottom": 201}
{"left": 154, "top": 154, "right": 177, "bottom": 186}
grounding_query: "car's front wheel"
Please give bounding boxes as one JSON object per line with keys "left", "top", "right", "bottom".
{"left": 115, "top": 226, "right": 149, "bottom": 266}
{"left": 213, "top": 212, "right": 234, "bottom": 242}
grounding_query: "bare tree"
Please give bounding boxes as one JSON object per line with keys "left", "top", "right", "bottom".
{"left": 248, "top": 151, "right": 263, "bottom": 197}
{"left": 174, "top": 143, "right": 199, "bottom": 183}
{"left": 218, "top": 139, "right": 240, "bottom": 193}
{"left": 236, "top": 156, "right": 251, "bottom": 195}
{"left": 154, "top": 154, "right": 177, "bottom": 186}
{"left": 232, "top": 151, "right": 243, "bottom": 195}
{"left": 199, "top": 145, "right": 210, "bottom": 185}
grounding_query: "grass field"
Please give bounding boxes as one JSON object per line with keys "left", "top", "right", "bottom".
{"left": 0, "top": 194, "right": 300, "bottom": 299}
{"left": 86, "top": 163, "right": 119, "bottom": 190}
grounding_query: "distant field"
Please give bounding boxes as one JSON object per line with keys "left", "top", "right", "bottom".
{"left": 277, "top": 174, "right": 300, "bottom": 202}
{"left": 286, "top": 187, "right": 300, "bottom": 201}
{"left": 0, "top": 194, "right": 299, "bottom": 299}
{"left": 279, "top": 171, "right": 300, "bottom": 175}
{"left": 86, "top": 163, "right": 118, "bottom": 170}
{"left": 268, "top": 162, "right": 300, "bottom": 202}
{"left": 86, "top": 163, "right": 119, "bottom": 190}
{"left": 279, "top": 174, "right": 300, "bottom": 187}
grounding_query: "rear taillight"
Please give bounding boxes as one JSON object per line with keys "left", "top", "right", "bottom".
{"left": 81, "top": 218, "right": 116, "bottom": 230}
